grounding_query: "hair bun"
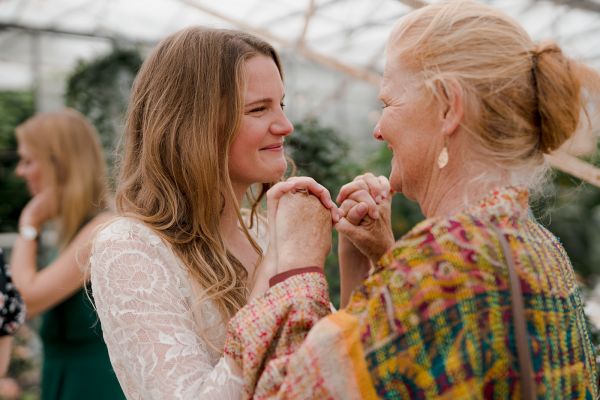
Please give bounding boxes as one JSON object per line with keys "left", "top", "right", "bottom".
{"left": 533, "top": 42, "right": 562, "bottom": 59}
{"left": 532, "top": 41, "right": 581, "bottom": 154}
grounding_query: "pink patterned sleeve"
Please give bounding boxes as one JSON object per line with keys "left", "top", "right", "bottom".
{"left": 224, "top": 272, "right": 331, "bottom": 397}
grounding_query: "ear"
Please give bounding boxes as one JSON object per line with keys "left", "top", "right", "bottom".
{"left": 435, "top": 78, "right": 464, "bottom": 138}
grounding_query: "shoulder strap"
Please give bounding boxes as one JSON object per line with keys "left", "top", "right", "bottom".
{"left": 492, "top": 225, "right": 537, "bottom": 400}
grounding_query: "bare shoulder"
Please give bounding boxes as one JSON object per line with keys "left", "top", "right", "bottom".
{"left": 90, "top": 211, "right": 115, "bottom": 225}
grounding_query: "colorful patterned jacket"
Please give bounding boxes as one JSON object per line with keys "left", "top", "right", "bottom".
{"left": 225, "top": 187, "right": 598, "bottom": 399}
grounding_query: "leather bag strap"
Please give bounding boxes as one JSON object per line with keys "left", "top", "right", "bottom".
{"left": 492, "top": 225, "right": 537, "bottom": 400}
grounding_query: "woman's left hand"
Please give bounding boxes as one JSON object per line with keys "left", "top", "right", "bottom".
{"left": 335, "top": 173, "right": 395, "bottom": 263}
{"left": 267, "top": 177, "right": 341, "bottom": 224}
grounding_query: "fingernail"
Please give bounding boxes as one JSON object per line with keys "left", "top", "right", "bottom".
{"left": 375, "top": 195, "right": 382, "bottom": 204}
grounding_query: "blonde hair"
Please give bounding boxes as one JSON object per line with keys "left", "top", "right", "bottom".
{"left": 116, "top": 27, "right": 282, "bottom": 323}
{"left": 389, "top": 0, "right": 600, "bottom": 187}
{"left": 16, "top": 108, "right": 109, "bottom": 249}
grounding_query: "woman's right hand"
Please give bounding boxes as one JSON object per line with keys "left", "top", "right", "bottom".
{"left": 18, "top": 187, "right": 59, "bottom": 228}
{"left": 335, "top": 173, "right": 395, "bottom": 264}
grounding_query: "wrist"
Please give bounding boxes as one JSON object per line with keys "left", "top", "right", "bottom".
{"left": 18, "top": 213, "right": 41, "bottom": 231}
{"left": 18, "top": 224, "right": 39, "bottom": 241}
{"left": 278, "top": 257, "right": 325, "bottom": 274}
{"left": 269, "top": 266, "right": 324, "bottom": 287}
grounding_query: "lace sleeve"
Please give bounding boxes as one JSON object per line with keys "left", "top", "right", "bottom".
{"left": 90, "top": 219, "right": 243, "bottom": 400}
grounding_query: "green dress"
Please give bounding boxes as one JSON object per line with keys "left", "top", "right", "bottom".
{"left": 39, "top": 261, "right": 125, "bottom": 399}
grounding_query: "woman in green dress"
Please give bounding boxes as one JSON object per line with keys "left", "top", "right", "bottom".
{"left": 10, "top": 108, "right": 124, "bottom": 399}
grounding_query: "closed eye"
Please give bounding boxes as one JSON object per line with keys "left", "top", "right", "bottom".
{"left": 249, "top": 106, "right": 267, "bottom": 113}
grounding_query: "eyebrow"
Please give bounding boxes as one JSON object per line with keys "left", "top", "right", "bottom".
{"left": 244, "top": 94, "right": 286, "bottom": 107}
{"left": 244, "top": 98, "right": 272, "bottom": 107}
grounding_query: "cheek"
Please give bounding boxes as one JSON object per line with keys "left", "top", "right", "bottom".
{"left": 234, "top": 121, "right": 265, "bottom": 151}
{"left": 31, "top": 164, "right": 44, "bottom": 183}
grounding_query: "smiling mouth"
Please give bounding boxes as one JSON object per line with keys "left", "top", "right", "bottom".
{"left": 260, "top": 144, "right": 283, "bottom": 151}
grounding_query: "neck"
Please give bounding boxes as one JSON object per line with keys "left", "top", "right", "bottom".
{"left": 220, "top": 181, "right": 249, "bottom": 237}
{"left": 419, "top": 165, "right": 509, "bottom": 219}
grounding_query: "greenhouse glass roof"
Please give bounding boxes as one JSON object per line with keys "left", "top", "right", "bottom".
{"left": 2, "top": 0, "right": 600, "bottom": 89}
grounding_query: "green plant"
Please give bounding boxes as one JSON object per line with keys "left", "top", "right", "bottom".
{"left": 65, "top": 48, "right": 142, "bottom": 179}
{"left": 0, "top": 91, "right": 34, "bottom": 232}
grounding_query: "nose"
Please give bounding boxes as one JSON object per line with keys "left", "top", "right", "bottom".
{"left": 373, "top": 123, "right": 384, "bottom": 141}
{"left": 15, "top": 162, "right": 24, "bottom": 178}
{"left": 272, "top": 110, "right": 294, "bottom": 137}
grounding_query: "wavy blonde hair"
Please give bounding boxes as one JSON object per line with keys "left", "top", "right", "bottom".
{"left": 389, "top": 0, "right": 600, "bottom": 188}
{"left": 16, "top": 108, "right": 109, "bottom": 249}
{"left": 116, "top": 27, "right": 282, "bottom": 322}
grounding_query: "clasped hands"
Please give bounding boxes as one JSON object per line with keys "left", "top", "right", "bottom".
{"left": 254, "top": 174, "right": 395, "bottom": 294}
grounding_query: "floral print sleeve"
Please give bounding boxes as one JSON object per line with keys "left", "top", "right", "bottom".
{"left": 0, "top": 248, "right": 25, "bottom": 337}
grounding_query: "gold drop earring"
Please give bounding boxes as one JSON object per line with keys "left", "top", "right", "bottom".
{"left": 437, "top": 138, "right": 449, "bottom": 169}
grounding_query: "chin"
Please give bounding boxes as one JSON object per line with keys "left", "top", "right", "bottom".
{"left": 267, "top": 160, "right": 287, "bottom": 181}
{"left": 264, "top": 170, "right": 285, "bottom": 183}
{"left": 389, "top": 171, "right": 402, "bottom": 194}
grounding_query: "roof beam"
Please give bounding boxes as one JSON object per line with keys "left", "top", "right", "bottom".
{"left": 179, "top": 0, "right": 381, "bottom": 85}
{"left": 297, "top": 0, "right": 316, "bottom": 47}
{"left": 308, "top": 13, "right": 404, "bottom": 44}
{"left": 0, "top": 22, "right": 154, "bottom": 45}
{"left": 261, "top": 0, "right": 345, "bottom": 27}
{"left": 397, "top": 0, "right": 427, "bottom": 8}
{"left": 544, "top": 0, "right": 600, "bottom": 14}
{"left": 547, "top": 151, "right": 600, "bottom": 187}
{"left": 0, "top": 22, "right": 112, "bottom": 41}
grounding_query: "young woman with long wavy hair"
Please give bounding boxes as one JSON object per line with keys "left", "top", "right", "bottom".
{"left": 90, "top": 27, "right": 337, "bottom": 399}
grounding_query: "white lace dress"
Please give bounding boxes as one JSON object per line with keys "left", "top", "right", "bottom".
{"left": 90, "top": 217, "right": 263, "bottom": 399}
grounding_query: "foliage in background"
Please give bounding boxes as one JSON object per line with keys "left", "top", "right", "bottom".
{"left": 0, "top": 91, "right": 34, "bottom": 232}
{"left": 532, "top": 172, "right": 600, "bottom": 281}
{"left": 65, "top": 48, "right": 142, "bottom": 179}
{"left": 288, "top": 119, "right": 361, "bottom": 197}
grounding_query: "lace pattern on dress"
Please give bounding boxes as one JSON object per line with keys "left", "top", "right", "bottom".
{"left": 90, "top": 218, "right": 246, "bottom": 399}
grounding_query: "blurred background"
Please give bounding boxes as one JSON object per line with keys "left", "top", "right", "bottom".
{"left": 1, "top": 0, "right": 600, "bottom": 398}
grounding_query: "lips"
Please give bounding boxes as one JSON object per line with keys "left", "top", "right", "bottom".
{"left": 260, "top": 143, "right": 283, "bottom": 150}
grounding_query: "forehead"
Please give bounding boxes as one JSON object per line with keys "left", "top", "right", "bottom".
{"left": 379, "top": 58, "right": 416, "bottom": 97}
{"left": 17, "top": 140, "right": 34, "bottom": 155}
{"left": 243, "top": 55, "right": 283, "bottom": 98}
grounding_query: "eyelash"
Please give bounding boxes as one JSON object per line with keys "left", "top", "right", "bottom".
{"left": 249, "top": 103, "right": 286, "bottom": 113}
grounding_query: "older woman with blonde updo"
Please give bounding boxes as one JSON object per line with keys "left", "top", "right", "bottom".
{"left": 223, "top": 1, "right": 600, "bottom": 399}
